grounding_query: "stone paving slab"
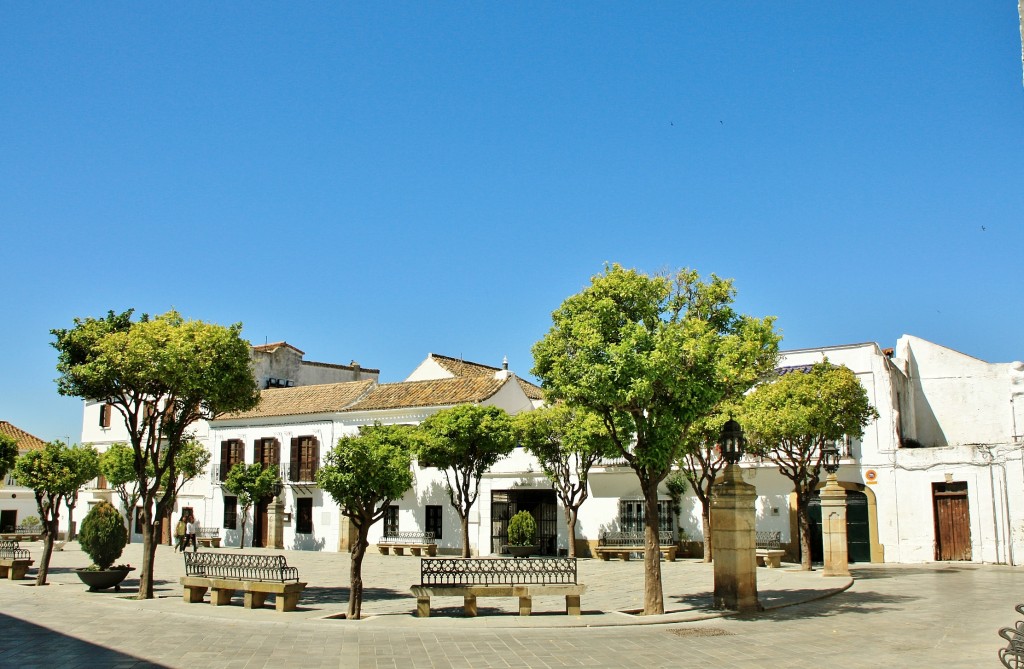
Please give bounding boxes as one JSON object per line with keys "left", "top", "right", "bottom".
{"left": 1, "top": 540, "right": 849, "bottom": 628}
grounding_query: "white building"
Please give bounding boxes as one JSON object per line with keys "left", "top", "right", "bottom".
{"left": 0, "top": 421, "right": 48, "bottom": 533}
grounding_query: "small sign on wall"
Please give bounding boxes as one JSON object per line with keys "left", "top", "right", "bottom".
{"left": 865, "top": 469, "right": 878, "bottom": 484}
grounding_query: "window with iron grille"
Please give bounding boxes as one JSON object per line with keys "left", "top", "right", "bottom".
{"left": 384, "top": 505, "right": 399, "bottom": 536}
{"left": 425, "top": 505, "right": 443, "bottom": 540}
{"left": 223, "top": 496, "right": 238, "bottom": 529}
{"left": 219, "top": 439, "right": 244, "bottom": 482}
{"left": 296, "top": 497, "right": 313, "bottom": 534}
{"left": 618, "top": 499, "right": 673, "bottom": 533}
{"left": 289, "top": 436, "right": 319, "bottom": 481}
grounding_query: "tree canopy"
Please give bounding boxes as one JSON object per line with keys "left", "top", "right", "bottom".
{"left": 14, "top": 441, "right": 99, "bottom": 585}
{"left": 0, "top": 433, "right": 17, "bottom": 481}
{"left": 223, "top": 463, "right": 280, "bottom": 549}
{"left": 532, "top": 264, "right": 780, "bottom": 614}
{"left": 741, "top": 360, "right": 878, "bottom": 569}
{"left": 317, "top": 423, "right": 415, "bottom": 619}
{"left": 52, "top": 308, "right": 260, "bottom": 598}
{"left": 514, "top": 403, "right": 616, "bottom": 557}
{"left": 418, "top": 404, "right": 516, "bottom": 557}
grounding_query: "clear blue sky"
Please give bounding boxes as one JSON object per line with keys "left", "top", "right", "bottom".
{"left": 2, "top": 3, "right": 1021, "bottom": 444}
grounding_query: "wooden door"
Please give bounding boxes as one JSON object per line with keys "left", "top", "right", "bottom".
{"left": 933, "top": 482, "right": 971, "bottom": 561}
{"left": 253, "top": 500, "right": 268, "bottom": 548}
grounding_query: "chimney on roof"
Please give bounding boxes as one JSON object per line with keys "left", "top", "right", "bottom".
{"left": 351, "top": 360, "right": 361, "bottom": 380}
{"left": 495, "top": 356, "right": 511, "bottom": 381}
{"left": 502, "top": 356, "right": 508, "bottom": 371}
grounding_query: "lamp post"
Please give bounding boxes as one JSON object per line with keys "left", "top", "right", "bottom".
{"left": 819, "top": 439, "right": 850, "bottom": 577}
{"left": 712, "top": 418, "right": 761, "bottom": 612}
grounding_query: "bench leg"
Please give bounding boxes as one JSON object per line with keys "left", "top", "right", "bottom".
{"left": 276, "top": 592, "right": 300, "bottom": 612}
{"left": 519, "top": 596, "right": 532, "bottom": 616}
{"left": 620, "top": 551, "right": 630, "bottom": 561}
{"left": 426, "top": 545, "right": 437, "bottom": 557}
{"left": 410, "top": 547, "right": 422, "bottom": 557}
{"left": 463, "top": 594, "right": 477, "bottom": 617}
{"left": 417, "top": 596, "right": 431, "bottom": 618}
{"left": 210, "top": 588, "right": 234, "bottom": 606}
{"left": 0, "top": 566, "right": 9, "bottom": 579}
{"left": 245, "top": 591, "right": 268, "bottom": 609}
{"left": 394, "top": 546, "right": 405, "bottom": 556}
{"left": 183, "top": 586, "right": 207, "bottom": 604}
{"left": 566, "top": 595, "right": 581, "bottom": 616}
{"left": 665, "top": 549, "right": 677, "bottom": 562}
{"left": 766, "top": 556, "right": 781, "bottom": 568}
{"left": 598, "top": 552, "right": 610, "bottom": 561}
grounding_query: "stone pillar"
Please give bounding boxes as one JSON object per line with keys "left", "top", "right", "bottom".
{"left": 819, "top": 475, "right": 850, "bottom": 577}
{"left": 711, "top": 464, "right": 762, "bottom": 612}
{"left": 267, "top": 495, "right": 285, "bottom": 550}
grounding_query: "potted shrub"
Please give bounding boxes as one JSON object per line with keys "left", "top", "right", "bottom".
{"left": 504, "top": 511, "right": 538, "bottom": 558}
{"left": 75, "top": 500, "right": 133, "bottom": 591}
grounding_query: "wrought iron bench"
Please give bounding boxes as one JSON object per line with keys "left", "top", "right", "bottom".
{"left": 595, "top": 530, "right": 677, "bottom": 562}
{"left": 999, "top": 604, "right": 1024, "bottom": 668}
{"left": 195, "top": 527, "right": 221, "bottom": 548}
{"left": 0, "top": 525, "right": 43, "bottom": 541}
{"left": 755, "top": 531, "right": 785, "bottom": 568}
{"left": 378, "top": 531, "right": 437, "bottom": 556}
{"left": 411, "top": 557, "right": 586, "bottom": 617}
{"left": 0, "top": 539, "right": 33, "bottom": 580}
{"left": 179, "top": 552, "right": 305, "bottom": 612}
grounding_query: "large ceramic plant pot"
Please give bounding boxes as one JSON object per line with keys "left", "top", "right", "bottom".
{"left": 75, "top": 567, "right": 134, "bottom": 592}
{"left": 503, "top": 545, "right": 536, "bottom": 558}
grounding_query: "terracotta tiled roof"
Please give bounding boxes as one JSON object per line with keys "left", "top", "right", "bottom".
{"left": 429, "top": 353, "right": 544, "bottom": 400}
{"left": 251, "top": 341, "right": 305, "bottom": 355}
{"left": 0, "top": 421, "right": 46, "bottom": 452}
{"left": 222, "top": 380, "right": 376, "bottom": 419}
{"left": 346, "top": 376, "right": 508, "bottom": 412}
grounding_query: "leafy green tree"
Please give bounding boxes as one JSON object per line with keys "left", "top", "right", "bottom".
{"left": 418, "top": 405, "right": 517, "bottom": 557}
{"left": 741, "top": 361, "right": 878, "bottom": 570}
{"left": 99, "top": 443, "right": 146, "bottom": 543}
{"left": 52, "top": 309, "right": 260, "bottom": 598}
{"left": 532, "top": 264, "right": 779, "bottom": 614}
{"left": 160, "top": 438, "right": 212, "bottom": 546}
{"left": 514, "top": 404, "right": 616, "bottom": 557}
{"left": 14, "top": 441, "right": 100, "bottom": 585}
{"left": 317, "top": 424, "right": 415, "bottom": 619}
{"left": 63, "top": 446, "right": 100, "bottom": 540}
{"left": 0, "top": 433, "right": 17, "bottom": 481}
{"left": 223, "top": 463, "right": 280, "bottom": 549}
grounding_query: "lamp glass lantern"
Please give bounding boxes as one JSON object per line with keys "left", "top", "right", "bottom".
{"left": 822, "top": 441, "right": 841, "bottom": 474}
{"left": 270, "top": 479, "right": 284, "bottom": 499}
{"left": 719, "top": 419, "right": 746, "bottom": 465}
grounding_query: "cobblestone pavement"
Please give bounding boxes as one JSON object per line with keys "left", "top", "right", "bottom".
{"left": 0, "top": 540, "right": 1018, "bottom": 667}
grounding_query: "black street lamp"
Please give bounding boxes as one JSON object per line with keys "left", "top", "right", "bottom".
{"left": 822, "top": 441, "right": 841, "bottom": 475}
{"left": 719, "top": 419, "right": 746, "bottom": 465}
{"left": 270, "top": 479, "right": 283, "bottom": 499}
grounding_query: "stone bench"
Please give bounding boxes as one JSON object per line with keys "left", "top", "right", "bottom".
{"left": 755, "top": 531, "right": 785, "bottom": 568}
{"left": 595, "top": 530, "right": 676, "bottom": 562}
{"left": 196, "top": 528, "right": 221, "bottom": 548}
{"left": 413, "top": 557, "right": 585, "bottom": 617}
{"left": 180, "top": 552, "right": 305, "bottom": 612}
{"left": 378, "top": 531, "right": 437, "bottom": 557}
{"left": 0, "top": 540, "right": 33, "bottom": 580}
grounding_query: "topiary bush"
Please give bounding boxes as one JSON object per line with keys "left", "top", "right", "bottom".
{"left": 507, "top": 511, "right": 537, "bottom": 547}
{"left": 78, "top": 500, "right": 128, "bottom": 570}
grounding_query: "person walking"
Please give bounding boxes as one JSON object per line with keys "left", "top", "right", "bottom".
{"left": 185, "top": 513, "right": 198, "bottom": 553}
{"left": 175, "top": 513, "right": 187, "bottom": 552}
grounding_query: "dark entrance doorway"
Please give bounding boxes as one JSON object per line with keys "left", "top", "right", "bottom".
{"left": 252, "top": 499, "right": 269, "bottom": 548}
{"left": 933, "top": 481, "right": 971, "bottom": 561}
{"left": 0, "top": 510, "right": 16, "bottom": 533}
{"left": 491, "top": 489, "right": 558, "bottom": 555}
{"left": 808, "top": 489, "right": 871, "bottom": 563}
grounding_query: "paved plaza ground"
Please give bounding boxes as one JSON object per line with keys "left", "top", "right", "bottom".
{"left": 0, "top": 540, "right": 1019, "bottom": 667}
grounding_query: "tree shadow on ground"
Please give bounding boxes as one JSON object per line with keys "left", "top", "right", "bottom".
{"left": 301, "top": 584, "right": 408, "bottom": 606}
{"left": 849, "top": 565, "right": 971, "bottom": 580}
{"left": 0, "top": 613, "right": 169, "bottom": 668}
{"left": 668, "top": 587, "right": 919, "bottom": 622}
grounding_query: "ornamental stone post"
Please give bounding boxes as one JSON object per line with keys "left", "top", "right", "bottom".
{"left": 711, "top": 463, "right": 762, "bottom": 612}
{"left": 819, "top": 474, "right": 850, "bottom": 577}
{"left": 267, "top": 495, "right": 285, "bottom": 550}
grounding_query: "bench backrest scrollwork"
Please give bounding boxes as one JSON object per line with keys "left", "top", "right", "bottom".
{"left": 755, "top": 531, "right": 782, "bottom": 550}
{"left": 420, "top": 557, "right": 578, "bottom": 586}
{"left": 0, "top": 540, "right": 30, "bottom": 560}
{"left": 380, "top": 531, "right": 436, "bottom": 545}
{"left": 598, "top": 530, "right": 674, "bottom": 547}
{"left": 183, "top": 551, "right": 299, "bottom": 582}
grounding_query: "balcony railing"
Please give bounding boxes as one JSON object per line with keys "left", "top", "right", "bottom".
{"left": 210, "top": 462, "right": 319, "bottom": 485}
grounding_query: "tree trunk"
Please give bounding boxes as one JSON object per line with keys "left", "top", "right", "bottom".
{"left": 460, "top": 513, "right": 470, "bottom": 558}
{"left": 138, "top": 519, "right": 157, "bottom": 599}
{"left": 701, "top": 502, "right": 713, "bottom": 563}
{"left": 348, "top": 520, "right": 370, "bottom": 619}
{"left": 565, "top": 506, "right": 579, "bottom": 558}
{"left": 797, "top": 493, "right": 813, "bottom": 571}
{"left": 239, "top": 506, "right": 248, "bottom": 549}
{"left": 36, "top": 517, "right": 58, "bottom": 586}
{"left": 642, "top": 479, "right": 665, "bottom": 615}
